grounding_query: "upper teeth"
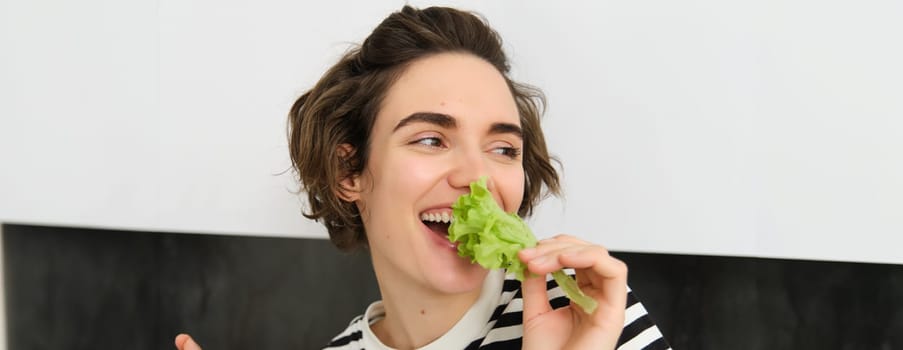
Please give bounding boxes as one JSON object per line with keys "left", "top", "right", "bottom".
{"left": 421, "top": 212, "right": 452, "bottom": 223}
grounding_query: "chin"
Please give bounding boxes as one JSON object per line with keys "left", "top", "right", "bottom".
{"left": 431, "top": 264, "right": 488, "bottom": 294}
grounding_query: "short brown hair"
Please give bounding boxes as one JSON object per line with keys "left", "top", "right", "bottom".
{"left": 288, "top": 5, "right": 560, "bottom": 251}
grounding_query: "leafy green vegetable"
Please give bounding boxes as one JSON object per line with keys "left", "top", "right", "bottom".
{"left": 448, "top": 177, "right": 599, "bottom": 314}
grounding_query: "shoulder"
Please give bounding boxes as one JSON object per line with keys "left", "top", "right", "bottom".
{"left": 617, "top": 286, "right": 671, "bottom": 349}
{"left": 322, "top": 314, "right": 366, "bottom": 350}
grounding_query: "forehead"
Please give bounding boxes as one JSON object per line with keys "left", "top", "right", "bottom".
{"left": 377, "top": 53, "right": 520, "bottom": 127}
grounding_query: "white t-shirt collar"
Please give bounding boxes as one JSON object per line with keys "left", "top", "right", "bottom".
{"left": 360, "top": 269, "right": 505, "bottom": 349}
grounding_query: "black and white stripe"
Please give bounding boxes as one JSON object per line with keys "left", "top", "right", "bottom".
{"left": 326, "top": 315, "right": 365, "bottom": 348}
{"left": 324, "top": 273, "right": 670, "bottom": 349}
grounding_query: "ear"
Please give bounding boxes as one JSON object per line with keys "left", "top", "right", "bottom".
{"left": 335, "top": 143, "right": 362, "bottom": 202}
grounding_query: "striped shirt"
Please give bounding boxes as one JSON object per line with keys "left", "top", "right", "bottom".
{"left": 324, "top": 269, "right": 670, "bottom": 349}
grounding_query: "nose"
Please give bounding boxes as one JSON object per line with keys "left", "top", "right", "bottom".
{"left": 447, "top": 147, "right": 494, "bottom": 193}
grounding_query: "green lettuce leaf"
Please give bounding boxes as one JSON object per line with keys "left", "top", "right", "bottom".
{"left": 448, "top": 177, "right": 598, "bottom": 314}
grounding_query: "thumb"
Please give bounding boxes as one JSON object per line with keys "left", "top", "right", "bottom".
{"left": 175, "top": 334, "right": 202, "bottom": 350}
{"left": 521, "top": 273, "right": 552, "bottom": 324}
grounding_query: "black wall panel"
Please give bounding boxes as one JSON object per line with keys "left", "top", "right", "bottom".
{"left": 3, "top": 224, "right": 379, "bottom": 350}
{"left": 612, "top": 252, "right": 903, "bottom": 349}
{"left": 4, "top": 224, "right": 902, "bottom": 349}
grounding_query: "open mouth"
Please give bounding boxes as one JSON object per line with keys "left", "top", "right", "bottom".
{"left": 420, "top": 211, "right": 452, "bottom": 237}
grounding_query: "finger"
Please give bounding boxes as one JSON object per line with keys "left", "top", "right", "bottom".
{"left": 185, "top": 336, "right": 202, "bottom": 350}
{"left": 520, "top": 272, "right": 552, "bottom": 323}
{"left": 525, "top": 245, "right": 585, "bottom": 275}
{"left": 519, "top": 238, "right": 588, "bottom": 261}
{"left": 535, "top": 244, "right": 617, "bottom": 277}
{"left": 522, "top": 238, "right": 590, "bottom": 275}
{"left": 559, "top": 246, "right": 626, "bottom": 280}
{"left": 518, "top": 240, "right": 570, "bottom": 271}
{"left": 532, "top": 234, "right": 605, "bottom": 254}
{"left": 548, "top": 234, "right": 604, "bottom": 248}
{"left": 545, "top": 233, "right": 591, "bottom": 244}
{"left": 175, "top": 334, "right": 188, "bottom": 349}
{"left": 548, "top": 233, "right": 579, "bottom": 241}
{"left": 561, "top": 249, "right": 629, "bottom": 310}
{"left": 174, "top": 334, "right": 202, "bottom": 350}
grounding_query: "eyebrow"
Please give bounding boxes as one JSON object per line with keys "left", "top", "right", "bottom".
{"left": 489, "top": 122, "right": 523, "bottom": 139}
{"left": 393, "top": 111, "right": 523, "bottom": 139}
{"left": 393, "top": 112, "right": 456, "bottom": 131}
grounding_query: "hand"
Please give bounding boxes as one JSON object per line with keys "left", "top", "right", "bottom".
{"left": 174, "top": 334, "right": 202, "bottom": 350}
{"left": 518, "top": 234, "right": 628, "bottom": 350}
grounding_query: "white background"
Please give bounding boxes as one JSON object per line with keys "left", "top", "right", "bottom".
{"left": 2, "top": 0, "right": 902, "bottom": 271}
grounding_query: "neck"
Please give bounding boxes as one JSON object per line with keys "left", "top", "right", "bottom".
{"left": 369, "top": 267, "right": 483, "bottom": 349}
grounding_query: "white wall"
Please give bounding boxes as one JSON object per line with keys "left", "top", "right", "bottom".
{"left": 1, "top": 0, "right": 901, "bottom": 264}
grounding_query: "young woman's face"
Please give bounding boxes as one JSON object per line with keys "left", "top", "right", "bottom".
{"left": 348, "top": 53, "right": 525, "bottom": 295}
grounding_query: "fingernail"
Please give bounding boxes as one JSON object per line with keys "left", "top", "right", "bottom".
{"left": 520, "top": 247, "right": 536, "bottom": 256}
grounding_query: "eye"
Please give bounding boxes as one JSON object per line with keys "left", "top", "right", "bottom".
{"left": 491, "top": 146, "right": 522, "bottom": 159}
{"left": 412, "top": 136, "right": 444, "bottom": 148}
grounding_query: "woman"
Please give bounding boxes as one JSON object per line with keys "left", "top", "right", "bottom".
{"left": 177, "top": 5, "right": 668, "bottom": 350}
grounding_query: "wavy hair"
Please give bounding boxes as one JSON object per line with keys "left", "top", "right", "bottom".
{"left": 288, "top": 5, "right": 560, "bottom": 251}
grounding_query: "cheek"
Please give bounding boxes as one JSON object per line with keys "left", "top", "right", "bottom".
{"left": 500, "top": 167, "right": 526, "bottom": 213}
{"left": 402, "top": 159, "right": 445, "bottom": 182}
{"left": 368, "top": 151, "right": 443, "bottom": 202}
{"left": 387, "top": 154, "right": 446, "bottom": 189}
